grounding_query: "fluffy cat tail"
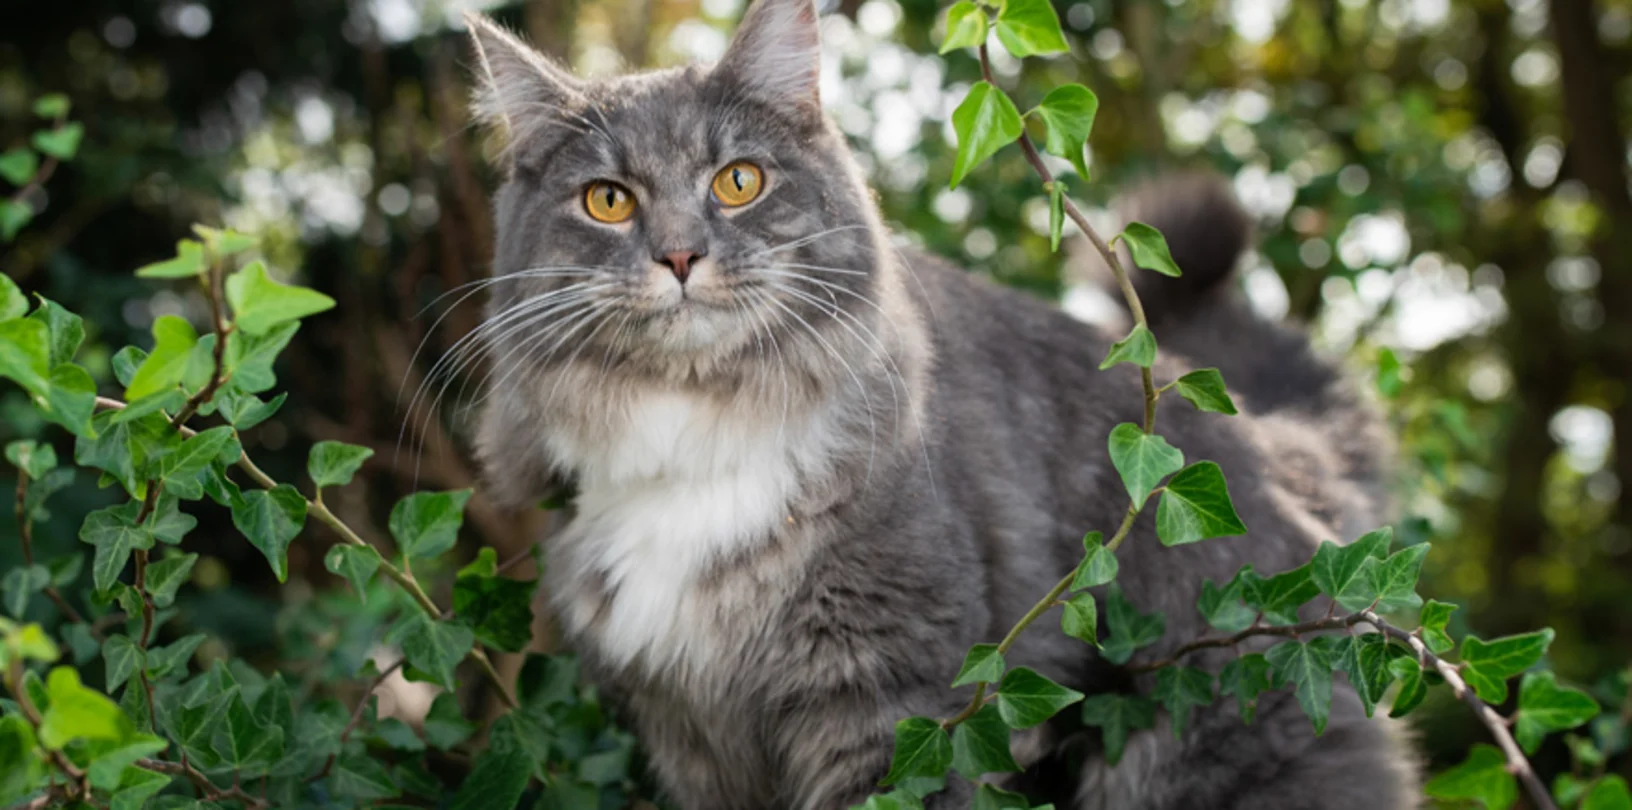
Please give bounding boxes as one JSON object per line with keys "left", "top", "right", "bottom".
{"left": 1112, "top": 171, "right": 1254, "bottom": 325}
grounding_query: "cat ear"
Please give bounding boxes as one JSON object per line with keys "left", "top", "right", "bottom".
{"left": 714, "top": 0, "right": 823, "bottom": 113}
{"left": 464, "top": 12, "right": 584, "bottom": 147}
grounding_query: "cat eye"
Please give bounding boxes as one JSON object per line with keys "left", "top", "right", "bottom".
{"left": 584, "top": 181, "right": 637, "bottom": 223}
{"left": 712, "top": 162, "right": 764, "bottom": 207}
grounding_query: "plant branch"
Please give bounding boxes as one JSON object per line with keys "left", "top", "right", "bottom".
{"left": 1128, "top": 612, "right": 1371, "bottom": 673}
{"left": 307, "top": 658, "right": 406, "bottom": 783}
{"left": 135, "top": 758, "right": 268, "bottom": 809}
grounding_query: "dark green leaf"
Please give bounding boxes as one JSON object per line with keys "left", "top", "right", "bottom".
{"left": 1080, "top": 692, "right": 1156, "bottom": 765}
{"left": 971, "top": 784, "right": 1030, "bottom": 810}
{"left": 1119, "top": 222, "right": 1183, "bottom": 278}
{"left": 144, "top": 634, "right": 205, "bottom": 681}
{"left": 1060, "top": 593, "right": 1097, "bottom": 647}
{"left": 450, "top": 747, "right": 532, "bottom": 810}
{"left": 1100, "top": 585, "right": 1165, "bottom": 665}
{"left": 1106, "top": 422, "right": 1182, "bottom": 503}
{"left": 388, "top": 614, "right": 474, "bottom": 690}
{"left": 1424, "top": 744, "right": 1516, "bottom": 810}
{"left": 79, "top": 503, "right": 155, "bottom": 591}
{"left": 1219, "top": 653, "right": 1274, "bottom": 723}
{"left": 230, "top": 485, "right": 307, "bottom": 582}
{"left": 109, "top": 766, "right": 170, "bottom": 810}
{"left": 452, "top": 570, "right": 537, "bottom": 652}
{"left": 1196, "top": 574, "right": 1255, "bottom": 634}
{"left": 103, "top": 635, "right": 145, "bottom": 694}
{"left": 147, "top": 496, "right": 197, "bottom": 545}
{"left": 883, "top": 716, "right": 953, "bottom": 785}
{"left": 951, "top": 703, "right": 1019, "bottom": 780}
{"left": 1, "top": 564, "right": 48, "bottom": 618}
{"left": 1048, "top": 179, "right": 1066, "bottom": 251}
{"left": 1460, "top": 628, "right": 1554, "bottom": 704}
{"left": 1241, "top": 564, "right": 1318, "bottom": 626}
{"left": 6, "top": 438, "right": 56, "bottom": 478}
{"left": 212, "top": 692, "right": 283, "bottom": 773}
{"left": 939, "top": 1, "right": 987, "bottom": 53}
{"left": 1388, "top": 658, "right": 1427, "bottom": 718}
{"left": 29, "top": 297, "right": 85, "bottom": 366}
{"left": 951, "top": 643, "right": 1005, "bottom": 688}
{"left": 1583, "top": 776, "right": 1632, "bottom": 810}
{"left": 32, "top": 123, "right": 84, "bottom": 160}
{"left": 1098, "top": 324, "right": 1157, "bottom": 371}
{"left": 1514, "top": 671, "right": 1599, "bottom": 754}
{"left": 225, "top": 261, "right": 336, "bottom": 335}
{"left": 214, "top": 390, "right": 286, "bottom": 429}
{"left": 0, "top": 715, "right": 46, "bottom": 807}
{"left": 324, "top": 543, "right": 382, "bottom": 601}
{"left": 1266, "top": 638, "right": 1335, "bottom": 734}
{"left": 994, "top": 0, "right": 1068, "bottom": 57}
{"left": 1419, "top": 600, "right": 1456, "bottom": 654}
{"left": 1156, "top": 461, "right": 1246, "bottom": 546}
{"left": 330, "top": 753, "right": 399, "bottom": 801}
{"left": 950, "top": 82, "right": 1023, "bottom": 189}
{"left": 145, "top": 553, "right": 197, "bottom": 608}
{"left": 1331, "top": 633, "right": 1400, "bottom": 717}
{"left": 1033, "top": 83, "right": 1097, "bottom": 180}
{"left": 1071, "top": 531, "right": 1118, "bottom": 589}
{"left": 308, "top": 440, "right": 374, "bottom": 488}
{"left": 390, "top": 489, "right": 472, "bottom": 560}
{"left": 1171, "top": 368, "right": 1238, "bottom": 415}
{"left": 422, "top": 692, "right": 475, "bottom": 750}
{"left": 1372, "top": 542, "right": 1430, "bottom": 612}
{"left": 84, "top": 734, "right": 167, "bottom": 790}
{"left": 371, "top": 717, "right": 426, "bottom": 751}
{"left": 1311, "top": 528, "right": 1392, "bottom": 611}
{"left": 156, "top": 427, "right": 239, "bottom": 500}
{"left": 1152, "top": 666, "right": 1213, "bottom": 735}
{"left": 995, "top": 667, "right": 1083, "bottom": 729}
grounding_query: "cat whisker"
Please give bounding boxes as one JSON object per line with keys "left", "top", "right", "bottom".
{"left": 758, "top": 289, "right": 879, "bottom": 483}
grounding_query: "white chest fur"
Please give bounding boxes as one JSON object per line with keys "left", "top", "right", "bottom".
{"left": 545, "top": 386, "right": 834, "bottom": 674}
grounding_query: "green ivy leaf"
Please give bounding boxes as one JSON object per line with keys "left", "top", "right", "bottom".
{"left": 1071, "top": 531, "right": 1118, "bottom": 589}
{"left": 1106, "top": 422, "right": 1182, "bottom": 504}
{"left": 5, "top": 622, "right": 60, "bottom": 663}
{"left": 84, "top": 734, "right": 167, "bottom": 790}
{"left": 388, "top": 614, "right": 474, "bottom": 690}
{"left": 950, "top": 82, "right": 1023, "bottom": 189}
{"left": 882, "top": 716, "right": 953, "bottom": 785}
{"left": 1218, "top": 653, "right": 1274, "bottom": 723}
{"left": 214, "top": 390, "right": 286, "bottom": 429}
{"left": 449, "top": 747, "right": 532, "bottom": 810}
{"left": 1387, "top": 658, "right": 1427, "bottom": 718}
{"left": 7, "top": 438, "right": 56, "bottom": 478}
{"left": 29, "top": 297, "right": 85, "bottom": 366}
{"left": 0, "top": 715, "right": 45, "bottom": 806}
{"left": 109, "top": 766, "right": 170, "bottom": 810}
{"left": 1152, "top": 666, "right": 1214, "bottom": 736}
{"left": 103, "top": 635, "right": 145, "bottom": 693}
{"left": 0, "top": 199, "right": 32, "bottom": 242}
{"left": 32, "top": 122, "right": 84, "bottom": 160}
{"left": 1311, "top": 528, "right": 1393, "bottom": 611}
{"left": 1032, "top": 83, "right": 1097, "bottom": 180}
{"left": 148, "top": 496, "right": 197, "bottom": 545}
{"left": 33, "top": 94, "right": 71, "bottom": 119}
{"left": 1583, "top": 776, "right": 1632, "bottom": 810}
{"left": 126, "top": 315, "right": 199, "bottom": 401}
{"left": 144, "top": 634, "right": 205, "bottom": 682}
{"left": 212, "top": 692, "right": 284, "bottom": 773}
{"left": 0, "top": 317, "right": 51, "bottom": 397}
{"left": 40, "top": 363, "right": 96, "bottom": 438}
{"left": 0, "top": 148, "right": 38, "bottom": 186}
{"left": 1241, "top": 563, "right": 1319, "bottom": 625}
{"left": 390, "top": 489, "right": 473, "bottom": 560}
{"left": 0, "top": 564, "right": 48, "bottom": 618}
{"left": 370, "top": 718, "right": 425, "bottom": 752}
{"left": 308, "top": 440, "right": 375, "bottom": 488}
{"left": 39, "top": 667, "right": 132, "bottom": 749}
{"left": 324, "top": 544, "right": 382, "bottom": 602}
{"left": 452, "top": 570, "right": 537, "bottom": 653}
{"left": 1080, "top": 692, "right": 1156, "bottom": 765}
{"left": 951, "top": 643, "right": 1005, "bottom": 688}
{"left": 939, "top": 1, "right": 987, "bottom": 53}
{"left": 134, "top": 240, "right": 208, "bottom": 279}
{"left": 1100, "top": 585, "right": 1164, "bottom": 665}
{"left": 950, "top": 703, "right": 1019, "bottom": 780}
{"left": 223, "top": 321, "right": 298, "bottom": 394}
{"left": 1196, "top": 574, "right": 1255, "bottom": 634}
{"left": 145, "top": 553, "right": 197, "bottom": 608}
{"left": 0, "top": 275, "right": 24, "bottom": 320}
{"left": 1331, "top": 633, "right": 1401, "bottom": 718}
{"left": 422, "top": 692, "right": 475, "bottom": 751}
{"left": 1171, "top": 368, "right": 1238, "bottom": 415}
{"left": 1098, "top": 324, "right": 1157, "bottom": 371}
{"left": 1460, "top": 628, "right": 1553, "bottom": 704}
{"left": 1372, "top": 542, "right": 1430, "bottom": 612}
{"left": 225, "top": 261, "right": 336, "bottom": 336}
{"left": 996, "top": 667, "right": 1084, "bottom": 729}
{"left": 1265, "top": 638, "right": 1335, "bottom": 734}
{"left": 971, "top": 784, "right": 1031, "bottom": 810}
{"left": 79, "top": 503, "right": 156, "bottom": 591}
{"left": 994, "top": 0, "right": 1068, "bottom": 57}
{"left": 156, "top": 426, "right": 240, "bottom": 501}
{"left": 1155, "top": 461, "right": 1246, "bottom": 546}
{"left": 230, "top": 485, "right": 308, "bottom": 582}
{"left": 1424, "top": 744, "right": 1516, "bottom": 810}
{"left": 1060, "top": 593, "right": 1098, "bottom": 647}
{"left": 1048, "top": 180, "right": 1066, "bottom": 251}
{"left": 330, "top": 753, "right": 399, "bottom": 801}
{"left": 1376, "top": 347, "right": 1403, "bottom": 398}
{"left": 160, "top": 684, "right": 233, "bottom": 767}
{"left": 1514, "top": 671, "right": 1599, "bottom": 754}
{"left": 191, "top": 225, "right": 258, "bottom": 257}
{"left": 1119, "top": 222, "right": 1183, "bottom": 278}
{"left": 1414, "top": 601, "right": 1456, "bottom": 655}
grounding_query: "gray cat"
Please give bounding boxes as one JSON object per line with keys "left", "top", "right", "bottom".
{"left": 462, "top": 1, "right": 1419, "bottom": 807}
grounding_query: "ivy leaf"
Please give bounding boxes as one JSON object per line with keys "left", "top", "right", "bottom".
{"left": 324, "top": 544, "right": 382, "bottom": 602}
{"left": 134, "top": 240, "right": 207, "bottom": 279}
{"left": 882, "top": 716, "right": 952, "bottom": 786}
{"left": 156, "top": 427, "right": 239, "bottom": 501}
{"left": 225, "top": 261, "right": 335, "bottom": 336}
{"left": 29, "top": 297, "right": 85, "bottom": 366}
{"left": 1098, "top": 324, "right": 1157, "bottom": 371}
{"left": 422, "top": 692, "right": 475, "bottom": 751}
{"left": 41, "top": 363, "right": 97, "bottom": 438}
{"left": 1152, "top": 666, "right": 1213, "bottom": 736}
{"left": 1424, "top": 744, "right": 1516, "bottom": 810}
{"left": 1119, "top": 222, "right": 1183, "bottom": 278}
{"left": 0, "top": 148, "right": 38, "bottom": 186}
{"left": 390, "top": 489, "right": 473, "bottom": 560}
{"left": 145, "top": 553, "right": 197, "bottom": 608}
{"left": 1583, "top": 776, "right": 1632, "bottom": 810}
{"left": 452, "top": 570, "right": 537, "bottom": 653}
{"left": 1460, "top": 628, "right": 1553, "bottom": 704}
{"left": 1387, "top": 658, "right": 1427, "bottom": 718}
{"left": 1048, "top": 180, "right": 1066, "bottom": 251}
{"left": 0, "top": 199, "right": 32, "bottom": 241}
{"left": 109, "top": 766, "right": 170, "bottom": 810}
{"left": 951, "top": 643, "right": 1005, "bottom": 688}
{"left": 214, "top": 390, "right": 286, "bottom": 429}
{"left": 191, "top": 225, "right": 258, "bottom": 258}
{"left": 126, "top": 315, "right": 198, "bottom": 401}
{"left": 950, "top": 82, "right": 1023, "bottom": 189}
{"left": 449, "top": 748, "right": 532, "bottom": 810}
{"left": 0, "top": 317, "right": 51, "bottom": 397}
{"left": 1218, "top": 653, "right": 1274, "bottom": 723}
{"left": 1, "top": 564, "right": 48, "bottom": 618}
{"left": 971, "top": 785, "right": 1030, "bottom": 810}
{"left": 1032, "top": 83, "right": 1097, "bottom": 180}
{"left": 1170, "top": 368, "right": 1238, "bottom": 415}
{"left": 1100, "top": 585, "right": 1165, "bottom": 665}
{"left": 388, "top": 614, "right": 474, "bottom": 690}
{"left": 1372, "top": 542, "right": 1430, "bottom": 613}
{"left": 84, "top": 734, "right": 167, "bottom": 791}
{"left": 1155, "top": 461, "right": 1247, "bottom": 546}
{"left": 1265, "top": 638, "right": 1335, "bottom": 734}
{"left": 32, "top": 123, "right": 84, "bottom": 160}
{"left": 1419, "top": 600, "right": 1456, "bottom": 654}
{"left": 996, "top": 667, "right": 1084, "bottom": 729}
{"left": 0, "top": 715, "right": 45, "bottom": 806}
{"left": 1071, "top": 531, "right": 1118, "bottom": 589}
{"left": 33, "top": 94, "right": 71, "bottom": 118}
{"left": 7, "top": 438, "right": 56, "bottom": 479}
{"left": 1311, "top": 528, "right": 1392, "bottom": 611}
{"left": 939, "top": 1, "right": 987, "bottom": 53}
{"left": 1241, "top": 563, "right": 1318, "bottom": 626}
{"left": 0, "top": 275, "right": 24, "bottom": 320}
{"left": 160, "top": 684, "right": 233, "bottom": 767}
{"left": 308, "top": 440, "right": 374, "bottom": 488}
{"left": 1514, "top": 671, "right": 1599, "bottom": 754}
{"left": 230, "top": 485, "right": 307, "bottom": 582}
{"left": 1060, "top": 593, "right": 1097, "bottom": 647}
{"left": 1331, "top": 633, "right": 1401, "bottom": 718}
{"left": 993, "top": 0, "right": 1068, "bottom": 57}
{"left": 224, "top": 321, "right": 298, "bottom": 393}
{"left": 144, "top": 634, "right": 205, "bottom": 682}
{"left": 1196, "top": 574, "right": 1255, "bottom": 634}
{"left": 1080, "top": 693, "right": 1156, "bottom": 765}
{"left": 331, "top": 753, "right": 399, "bottom": 801}
{"left": 79, "top": 504, "right": 156, "bottom": 592}
{"left": 951, "top": 703, "right": 1019, "bottom": 780}
{"left": 1106, "top": 422, "right": 1182, "bottom": 504}
{"left": 148, "top": 496, "right": 197, "bottom": 545}
{"left": 39, "top": 667, "right": 132, "bottom": 749}
{"left": 103, "top": 636, "right": 145, "bottom": 693}
{"left": 212, "top": 692, "right": 284, "bottom": 774}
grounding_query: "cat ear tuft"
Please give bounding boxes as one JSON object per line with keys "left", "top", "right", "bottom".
{"left": 464, "top": 11, "right": 584, "bottom": 149}
{"left": 714, "top": 0, "right": 823, "bottom": 113}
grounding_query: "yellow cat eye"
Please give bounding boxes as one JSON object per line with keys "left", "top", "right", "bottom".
{"left": 584, "top": 181, "right": 636, "bottom": 223}
{"left": 712, "top": 162, "right": 764, "bottom": 207}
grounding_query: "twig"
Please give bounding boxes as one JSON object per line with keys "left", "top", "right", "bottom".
{"left": 1129, "top": 613, "right": 1371, "bottom": 673}
{"left": 135, "top": 758, "right": 269, "bottom": 809}
{"left": 307, "top": 658, "right": 406, "bottom": 783}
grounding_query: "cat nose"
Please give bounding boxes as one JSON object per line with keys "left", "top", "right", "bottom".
{"left": 658, "top": 249, "right": 703, "bottom": 284}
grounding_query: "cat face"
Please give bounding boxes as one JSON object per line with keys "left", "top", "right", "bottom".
{"left": 467, "top": 0, "right": 883, "bottom": 381}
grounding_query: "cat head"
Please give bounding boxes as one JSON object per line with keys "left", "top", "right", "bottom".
{"left": 464, "top": 0, "right": 890, "bottom": 383}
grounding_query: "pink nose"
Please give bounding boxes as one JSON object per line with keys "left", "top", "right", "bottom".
{"left": 660, "top": 250, "right": 700, "bottom": 284}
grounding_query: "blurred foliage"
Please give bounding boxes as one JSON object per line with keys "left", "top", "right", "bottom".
{"left": 1, "top": 0, "right": 1630, "bottom": 803}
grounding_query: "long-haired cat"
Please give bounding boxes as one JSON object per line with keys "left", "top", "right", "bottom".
{"left": 462, "top": 1, "right": 1417, "bottom": 806}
